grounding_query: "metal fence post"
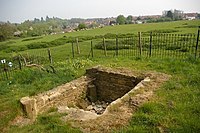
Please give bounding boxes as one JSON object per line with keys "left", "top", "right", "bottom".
{"left": 195, "top": 27, "right": 200, "bottom": 59}
{"left": 149, "top": 32, "right": 153, "bottom": 57}
{"left": 72, "top": 42, "right": 75, "bottom": 58}
{"left": 91, "top": 41, "right": 94, "bottom": 58}
{"left": 48, "top": 48, "right": 53, "bottom": 64}
{"left": 116, "top": 36, "right": 119, "bottom": 56}
{"left": 18, "top": 55, "right": 22, "bottom": 70}
{"left": 76, "top": 38, "right": 80, "bottom": 54}
{"left": 138, "top": 32, "right": 142, "bottom": 57}
{"left": 103, "top": 38, "right": 107, "bottom": 56}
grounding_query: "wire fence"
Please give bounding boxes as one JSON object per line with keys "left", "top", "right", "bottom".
{"left": 0, "top": 49, "right": 52, "bottom": 81}
{"left": 0, "top": 29, "right": 200, "bottom": 81}
{"left": 87, "top": 31, "right": 199, "bottom": 59}
{"left": 67, "top": 31, "right": 199, "bottom": 59}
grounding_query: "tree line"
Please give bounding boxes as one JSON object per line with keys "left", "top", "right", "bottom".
{"left": 1, "top": 13, "right": 200, "bottom": 42}
{"left": 0, "top": 16, "right": 70, "bottom": 42}
{"left": 116, "top": 12, "right": 200, "bottom": 25}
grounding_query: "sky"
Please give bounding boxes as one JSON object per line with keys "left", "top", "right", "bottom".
{"left": 0, "top": 0, "right": 199, "bottom": 23}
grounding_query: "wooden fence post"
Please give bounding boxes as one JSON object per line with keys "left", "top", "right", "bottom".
{"left": 103, "top": 38, "right": 107, "bottom": 56}
{"left": 18, "top": 55, "right": 22, "bottom": 70}
{"left": 3, "top": 62, "right": 8, "bottom": 80}
{"left": 195, "top": 27, "right": 200, "bottom": 59}
{"left": 91, "top": 41, "right": 94, "bottom": 58}
{"left": 116, "top": 36, "right": 119, "bottom": 56}
{"left": 76, "top": 38, "right": 80, "bottom": 54}
{"left": 72, "top": 42, "right": 75, "bottom": 58}
{"left": 149, "top": 32, "right": 153, "bottom": 57}
{"left": 138, "top": 32, "right": 142, "bottom": 57}
{"left": 48, "top": 48, "right": 53, "bottom": 64}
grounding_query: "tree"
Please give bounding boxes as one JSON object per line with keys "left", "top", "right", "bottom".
{"left": 126, "top": 15, "right": 133, "bottom": 24}
{"left": 0, "top": 23, "right": 17, "bottom": 41}
{"left": 166, "top": 11, "right": 173, "bottom": 19}
{"left": 78, "top": 23, "right": 87, "bottom": 30}
{"left": 109, "top": 20, "right": 116, "bottom": 25}
{"left": 116, "top": 15, "right": 126, "bottom": 25}
{"left": 41, "top": 17, "right": 44, "bottom": 22}
{"left": 137, "top": 16, "right": 141, "bottom": 20}
{"left": 198, "top": 13, "right": 200, "bottom": 19}
{"left": 34, "top": 18, "right": 40, "bottom": 23}
{"left": 46, "top": 15, "right": 50, "bottom": 21}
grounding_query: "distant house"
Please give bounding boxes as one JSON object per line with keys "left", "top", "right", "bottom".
{"left": 184, "top": 13, "right": 198, "bottom": 20}
{"left": 14, "top": 31, "right": 23, "bottom": 37}
{"left": 135, "top": 21, "right": 143, "bottom": 24}
{"left": 162, "top": 9, "right": 184, "bottom": 19}
{"left": 186, "top": 17, "right": 196, "bottom": 20}
{"left": 139, "top": 15, "right": 161, "bottom": 20}
{"left": 109, "top": 20, "right": 116, "bottom": 26}
{"left": 85, "top": 21, "right": 93, "bottom": 26}
{"left": 64, "top": 27, "right": 74, "bottom": 33}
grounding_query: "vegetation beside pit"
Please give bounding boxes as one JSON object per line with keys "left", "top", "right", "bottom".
{"left": 0, "top": 57, "right": 199, "bottom": 132}
{"left": 0, "top": 58, "right": 93, "bottom": 132}
{"left": 9, "top": 113, "right": 81, "bottom": 133}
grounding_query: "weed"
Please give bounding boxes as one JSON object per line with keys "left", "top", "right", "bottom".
{"left": 9, "top": 114, "right": 82, "bottom": 133}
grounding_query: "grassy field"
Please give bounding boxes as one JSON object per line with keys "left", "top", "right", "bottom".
{"left": 0, "top": 20, "right": 200, "bottom": 132}
{"left": 0, "top": 20, "right": 199, "bottom": 49}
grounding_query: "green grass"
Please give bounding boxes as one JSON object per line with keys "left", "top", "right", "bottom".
{"left": 0, "top": 57, "right": 199, "bottom": 132}
{"left": 0, "top": 20, "right": 199, "bottom": 58}
{"left": 8, "top": 113, "right": 81, "bottom": 133}
{"left": 0, "top": 20, "right": 200, "bottom": 132}
{"left": 114, "top": 57, "right": 200, "bottom": 132}
{"left": 0, "top": 62, "right": 79, "bottom": 132}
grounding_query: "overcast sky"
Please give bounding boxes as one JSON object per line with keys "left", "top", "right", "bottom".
{"left": 0, "top": 0, "right": 199, "bottom": 23}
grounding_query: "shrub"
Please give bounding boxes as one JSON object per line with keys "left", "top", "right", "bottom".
{"left": 146, "top": 29, "right": 179, "bottom": 34}
{"left": 94, "top": 40, "right": 133, "bottom": 50}
{"left": 104, "top": 33, "right": 116, "bottom": 39}
{"left": 26, "top": 37, "right": 74, "bottom": 50}
{"left": 27, "top": 42, "right": 49, "bottom": 49}
{"left": 166, "top": 46, "right": 181, "bottom": 50}
{"left": 22, "top": 37, "right": 43, "bottom": 42}
{"left": 4, "top": 45, "right": 28, "bottom": 53}
{"left": 118, "top": 33, "right": 135, "bottom": 38}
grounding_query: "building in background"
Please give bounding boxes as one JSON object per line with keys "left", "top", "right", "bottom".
{"left": 184, "top": 13, "right": 198, "bottom": 20}
{"left": 162, "top": 9, "right": 184, "bottom": 20}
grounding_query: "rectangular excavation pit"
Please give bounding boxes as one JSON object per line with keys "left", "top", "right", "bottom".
{"left": 80, "top": 68, "right": 144, "bottom": 114}
{"left": 87, "top": 70, "right": 143, "bottom": 102}
{"left": 20, "top": 66, "right": 145, "bottom": 120}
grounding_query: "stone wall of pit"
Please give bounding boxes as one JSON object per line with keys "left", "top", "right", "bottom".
{"left": 86, "top": 67, "right": 143, "bottom": 103}
{"left": 20, "top": 66, "right": 144, "bottom": 120}
{"left": 20, "top": 76, "right": 92, "bottom": 120}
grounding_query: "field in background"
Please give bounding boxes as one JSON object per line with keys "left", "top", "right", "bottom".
{"left": 0, "top": 20, "right": 200, "bottom": 57}
{"left": 0, "top": 20, "right": 200, "bottom": 132}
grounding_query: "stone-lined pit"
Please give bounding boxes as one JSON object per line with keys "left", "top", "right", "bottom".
{"left": 18, "top": 66, "right": 171, "bottom": 132}
{"left": 78, "top": 68, "right": 144, "bottom": 114}
{"left": 20, "top": 66, "right": 145, "bottom": 120}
